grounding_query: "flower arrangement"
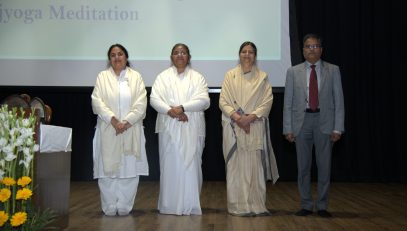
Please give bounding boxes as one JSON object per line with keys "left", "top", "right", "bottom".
{"left": 0, "top": 105, "right": 56, "bottom": 231}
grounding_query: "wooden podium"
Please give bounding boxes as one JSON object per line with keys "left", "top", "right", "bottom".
{"left": 36, "top": 149, "right": 71, "bottom": 230}
{"left": 36, "top": 124, "right": 72, "bottom": 230}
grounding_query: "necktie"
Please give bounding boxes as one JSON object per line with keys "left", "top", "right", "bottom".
{"left": 309, "top": 64, "right": 319, "bottom": 111}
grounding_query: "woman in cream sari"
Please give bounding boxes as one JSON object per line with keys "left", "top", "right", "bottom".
{"left": 219, "top": 41, "right": 279, "bottom": 216}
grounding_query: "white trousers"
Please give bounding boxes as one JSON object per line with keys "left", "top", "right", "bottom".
{"left": 98, "top": 177, "right": 140, "bottom": 215}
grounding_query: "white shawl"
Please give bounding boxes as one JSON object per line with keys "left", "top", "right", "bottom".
{"left": 150, "top": 66, "right": 210, "bottom": 167}
{"left": 91, "top": 67, "right": 147, "bottom": 174}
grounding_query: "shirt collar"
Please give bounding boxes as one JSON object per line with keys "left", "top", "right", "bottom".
{"left": 306, "top": 60, "right": 321, "bottom": 68}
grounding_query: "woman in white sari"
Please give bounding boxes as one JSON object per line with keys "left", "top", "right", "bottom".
{"left": 150, "top": 43, "right": 210, "bottom": 215}
{"left": 91, "top": 44, "right": 148, "bottom": 216}
{"left": 219, "top": 41, "right": 279, "bottom": 216}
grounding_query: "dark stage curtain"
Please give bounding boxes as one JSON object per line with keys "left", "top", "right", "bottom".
{"left": 290, "top": 0, "right": 405, "bottom": 182}
{"left": 0, "top": 0, "right": 405, "bottom": 182}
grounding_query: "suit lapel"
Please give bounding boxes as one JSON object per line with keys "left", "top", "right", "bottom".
{"left": 319, "top": 61, "right": 328, "bottom": 92}
{"left": 300, "top": 63, "right": 307, "bottom": 94}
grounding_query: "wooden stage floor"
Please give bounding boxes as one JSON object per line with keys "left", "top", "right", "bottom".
{"left": 62, "top": 181, "right": 407, "bottom": 231}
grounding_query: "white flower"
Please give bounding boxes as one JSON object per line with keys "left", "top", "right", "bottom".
{"left": 19, "top": 159, "right": 31, "bottom": 169}
{"left": 26, "top": 138, "right": 33, "bottom": 146}
{"left": 9, "top": 127, "right": 16, "bottom": 136}
{"left": 2, "top": 121, "right": 9, "bottom": 130}
{"left": 0, "top": 137, "right": 7, "bottom": 147}
{"left": 23, "top": 147, "right": 31, "bottom": 156}
{"left": 5, "top": 152, "right": 17, "bottom": 161}
{"left": 2, "top": 144, "right": 14, "bottom": 154}
{"left": 15, "top": 137, "right": 24, "bottom": 147}
{"left": 20, "top": 127, "right": 34, "bottom": 139}
{"left": 22, "top": 118, "right": 31, "bottom": 127}
{"left": 25, "top": 154, "right": 34, "bottom": 163}
{"left": 0, "top": 105, "right": 38, "bottom": 180}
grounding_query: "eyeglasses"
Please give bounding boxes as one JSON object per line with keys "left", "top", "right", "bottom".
{"left": 172, "top": 51, "right": 188, "bottom": 56}
{"left": 304, "top": 44, "right": 321, "bottom": 49}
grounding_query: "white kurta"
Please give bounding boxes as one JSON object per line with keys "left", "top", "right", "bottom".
{"left": 92, "top": 67, "right": 149, "bottom": 178}
{"left": 150, "top": 66, "right": 210, "bottom": 215}
{"left": 91, "top": 67, "right": 149, "bottom": 215}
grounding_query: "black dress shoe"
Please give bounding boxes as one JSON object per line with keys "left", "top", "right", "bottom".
{"left": 294, "top": 209, "right": 313, "bottom": 216}
{"left": 317, "top": 210, "right": 332, "bottom": 218}
{"left": 255, "top": 211, "right": 272, "bottom": 217}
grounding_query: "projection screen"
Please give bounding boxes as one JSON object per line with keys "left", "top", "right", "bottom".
{"left": 0, "top": 0, "right": 291, "bottom": 87}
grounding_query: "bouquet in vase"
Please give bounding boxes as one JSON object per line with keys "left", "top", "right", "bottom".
{"left": 0, "top": 105, "right": 56, "bottom": 231}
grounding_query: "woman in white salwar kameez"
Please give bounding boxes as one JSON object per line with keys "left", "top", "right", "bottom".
{"left": 150, "top": 43, "right": 210, "bottom": 215}
{"left": 219, "top": 42, "right": 279, "bottom": 216}
{"left": 91, "top": 44, "right": 149, "bottom": 216}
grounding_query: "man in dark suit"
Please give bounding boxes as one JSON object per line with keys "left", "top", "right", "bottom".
{"left": 283, "top": 33, "right": 345, "bottom": 218}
